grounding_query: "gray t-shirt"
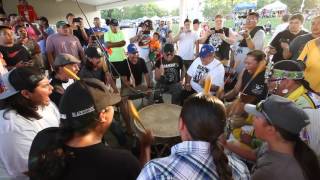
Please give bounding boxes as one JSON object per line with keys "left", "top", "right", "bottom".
{"left": 289, "top": 33, "right": 314, "bottom": 60}
{"left": 251, "top": 143, "right": 306, "bottom": 180}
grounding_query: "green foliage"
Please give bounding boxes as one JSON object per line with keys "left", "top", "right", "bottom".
{"left": 101, "top": 3, "right": 178, "bottom": 20}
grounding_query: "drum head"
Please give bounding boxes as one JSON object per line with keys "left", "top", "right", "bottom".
{"left": 135, "top": 103, "right": 181, "bottom": 138}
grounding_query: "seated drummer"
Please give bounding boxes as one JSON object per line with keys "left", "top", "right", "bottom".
{"left": 154, "top": 43, "right": 184, "bottom": 104}
{"left": 137, "top": 93, "right": 250, "bottom": 179}
{"left": 182, "top": 44, "right": 224, "bottom": 103}
{"left": 121, "top": 43, "right": 152, "bottom": 98}
{"left": 79, "top": 46, "right": 118, "bottom": 92}
{"left": 223, "top": 50, "right": 268, "bottom": 104}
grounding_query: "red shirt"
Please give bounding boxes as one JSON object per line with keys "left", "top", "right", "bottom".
{"left": 17, "top": 4, "right": 38, "bottom": 23}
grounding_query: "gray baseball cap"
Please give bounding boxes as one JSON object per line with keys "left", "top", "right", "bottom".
{"left": 53, "top": 53, "right": 81, "bottom": 67}
{"left": 0, "top": 70, "right": 18, "bottom": 100}
{"left": 245, "top": 95, "right": 309, "bottom": 134}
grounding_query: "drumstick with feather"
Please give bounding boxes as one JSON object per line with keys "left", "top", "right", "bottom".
{"left": 63, "top": 67, "right": 80, "bottom": 80}
{"left": 203, "top": 76, "right": 212, "bottom": 94}
{"left": 128, "top": 100, "right": 147, "bottom": 131}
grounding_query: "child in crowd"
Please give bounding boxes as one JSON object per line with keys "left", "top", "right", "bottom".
{"left": 149, "top": 32, "right": 161, "bottom": 62}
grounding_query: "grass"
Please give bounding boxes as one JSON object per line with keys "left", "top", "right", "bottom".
{"left": 171, "top": 17, "right": 312, "bottom": 44}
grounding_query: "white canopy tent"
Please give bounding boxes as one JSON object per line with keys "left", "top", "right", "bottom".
{"left": 258, "top": 1, "right": 287, "bottom": 12}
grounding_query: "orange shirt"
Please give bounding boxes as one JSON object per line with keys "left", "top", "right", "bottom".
{"left": 150, "top": 38, "right": 161, "bottom": 50}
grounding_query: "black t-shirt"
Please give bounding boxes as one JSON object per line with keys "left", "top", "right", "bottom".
{"left": 270, "top": 29, "right": 308, "bottom": 62}
{"left": 29, "top": 127, "right": 141, "bottom": 180}
{"left": 123, "top": 58, "right": 148, "bottom": 86}
{"left": 49, "top": 76, "right": 66, "bottom": 106}
{"left": 241, "top": 70, "right": 268, "bottom": 104}
{"left": 0, "top": 44, "right": 31, "bottom": 66}
{"left": 205, "top": 27, "right": 230, "bottom": 60}
{"left": 73, "top": 27, "right": 90, "bottom": 47}
{"left": 155, "top": 55, "right": 183, "bottom": 84}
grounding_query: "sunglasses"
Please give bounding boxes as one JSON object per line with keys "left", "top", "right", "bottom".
{"left": 165, "top": 52, "right": 174, "bottom": 56}
{"left": 256, "top": 100, "right": 273, "bottom": 125}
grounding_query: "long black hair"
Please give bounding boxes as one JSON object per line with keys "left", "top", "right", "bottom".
{"left": 276, "top": 127, "right": 320, "bottom": 180}
{"left": 28, "top": 110, "right": 100, "bottom": 180}
{"left": 180, "top": 94, "right": 233, "bottom": 180}
{"left": 2, "top": 67, "right": 45, "bottom": 120}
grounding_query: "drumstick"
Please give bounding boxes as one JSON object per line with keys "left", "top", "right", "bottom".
{"left": 203, "top": 76, "right": 212, "bottom": 94}
{"left": 63, "top": 67, "right": 80, "bottom": 80}
{"left": 128, "top": 100, "right": 147, "bottom": 131}
{"left": 241, "top": 60, "right": 266, "bottom": 93}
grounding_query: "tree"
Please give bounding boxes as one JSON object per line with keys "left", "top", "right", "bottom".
{"left": 101, "top": 3, "right": 172, "bottom": 20}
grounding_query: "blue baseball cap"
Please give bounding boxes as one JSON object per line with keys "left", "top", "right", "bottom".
{"left": 127, "top": 43, "right": 138, "bottom": 54}
{"left": 199, "top": 44, "right": 215, "bottom": 58}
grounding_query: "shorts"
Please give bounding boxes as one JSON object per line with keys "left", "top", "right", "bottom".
{"left": 109, "top": 60, "right": 127, "bottom": 78}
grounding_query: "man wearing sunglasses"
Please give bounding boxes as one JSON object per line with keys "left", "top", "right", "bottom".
{"left": 154, "top": 43, "right": 183, "bottom": 104}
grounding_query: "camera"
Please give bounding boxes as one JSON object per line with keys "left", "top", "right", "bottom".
{"left": 73, "top": 17, "right": 81, "bottom": 23}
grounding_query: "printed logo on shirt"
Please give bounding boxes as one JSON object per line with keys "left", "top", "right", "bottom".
{"left": 7, "top": 49, "right": 22, "bottom": 58}
{"left": 251, "top": 84, "right": 264, "bottom": 95}
{"left": 209, "top": 34, "right": 223, "bottom": 51}
{"left": 193, "top": 64, "right": 209, "bottom": 83}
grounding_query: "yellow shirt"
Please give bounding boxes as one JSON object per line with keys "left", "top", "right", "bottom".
{"left": 286, "top": 85, "right": 316, "bottom": 109}
{"left": 298, "top": 39, "right": 320, "bottom": 93}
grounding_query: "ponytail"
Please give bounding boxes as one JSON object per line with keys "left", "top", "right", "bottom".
{"left": 28, "top": 128, "right": 74, "bottom": 180}
{"left": 277, "top": 127, "right": 320, "bottom": 180}
{"left": 211, "top": 140, "right": 233, "bottom": 180}
{"left": 294, "top": 138, "right": 320, "bottom": 180}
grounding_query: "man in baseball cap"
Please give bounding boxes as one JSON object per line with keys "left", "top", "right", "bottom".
{"left": 50, "top": 53, "right": 80, "bottom": 106}
{"left": 183, "top": 44, "right": 224, "bottom": 99}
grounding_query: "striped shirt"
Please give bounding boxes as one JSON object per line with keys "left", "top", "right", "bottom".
{"left": 137, "top": 141, "right": 250, "bottom": 180}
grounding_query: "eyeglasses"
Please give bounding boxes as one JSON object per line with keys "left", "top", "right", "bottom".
{"left": 256, "top": 100, "right": 273, "bottom": 125}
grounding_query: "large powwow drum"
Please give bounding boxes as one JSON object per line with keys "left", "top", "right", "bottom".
{"left": 134, "top": 103, "right": 181, "bottom": 143}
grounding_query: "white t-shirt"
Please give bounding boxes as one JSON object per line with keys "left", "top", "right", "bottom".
{"left": 187, "top": 57, "right": 225, "bottom": 93}
{"left": 233, "top": 29, "right": 265, "bottom": 74}
{"left": 0, "top": 102, "right": 60, "bottom": 179}
{"left": 178, "top": 32, "right": 199, "bottom": 60}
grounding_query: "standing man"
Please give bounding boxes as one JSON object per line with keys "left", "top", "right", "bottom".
{"left": 90, "top": 17, "right": 108, "bottom": 46}
{"left": 270, "top": 14, "right": 289, "bottom": 41}
{"left": 0, "top": 25, "right": 31, "bottom": 70}
{"left": 284, "top": 15, "right": 320, "bottom": 60}
{"left": 156, "top": 19, "right": 168, "bottom": 46}
{"left": 66, "top": 13, "right": 89, "bottom": 47}
{"left": 104, "top": 19, "right": 127, "bottom": 84}
{"left": 232, "top": 12, "right": 265, "bottom": 74}
{"left": 37, "top": 16, "right": 55, "bottom": 58}
{"left": 268, "top": 13, "right": 308, "bottom": 63}
{"left": 200, "top": 15, "right": 235, "bottom": 65}
{"left": 46, "top": 21, "right": 84, "bottom": 70}
{"left": 192, "top": 19, "right": 201, "bottom": 38}
{"left": 173, "top": 18, "right": 199, "bottom": 74}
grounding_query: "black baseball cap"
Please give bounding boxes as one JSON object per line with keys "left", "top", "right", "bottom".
{"left": 110, "top": 19, "right": 119, "bottom": 26}
{"left": 163, "top": 43, "right": 174, "bottom": 53}
{"left": 59, "top": 78, "right": 121, "bottom": 128}
{"left": 85, "top": 47, "right": 103, "bottom": 58}
{"left": 245, "top": 95, "right": 309, "bottom": 134}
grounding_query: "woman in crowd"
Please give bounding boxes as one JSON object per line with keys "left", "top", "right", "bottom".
{"left": 0, "top": 66, "right": 59, "bottom": 179}
{"left": 28, "top": 78, "right": 151, "bottom": 180}
{"left": 245, "top": 95, "right": 320, "bottom": 180}
{"left": 223, "top": 50, "right": 268, "bottom": 104}
{"left": 15, "top": 25, "right": 44, "bottom": 70}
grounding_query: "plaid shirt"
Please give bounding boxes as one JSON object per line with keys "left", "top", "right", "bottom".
{"left": 137, "top": 141, "right": 250, "bottom": 180}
